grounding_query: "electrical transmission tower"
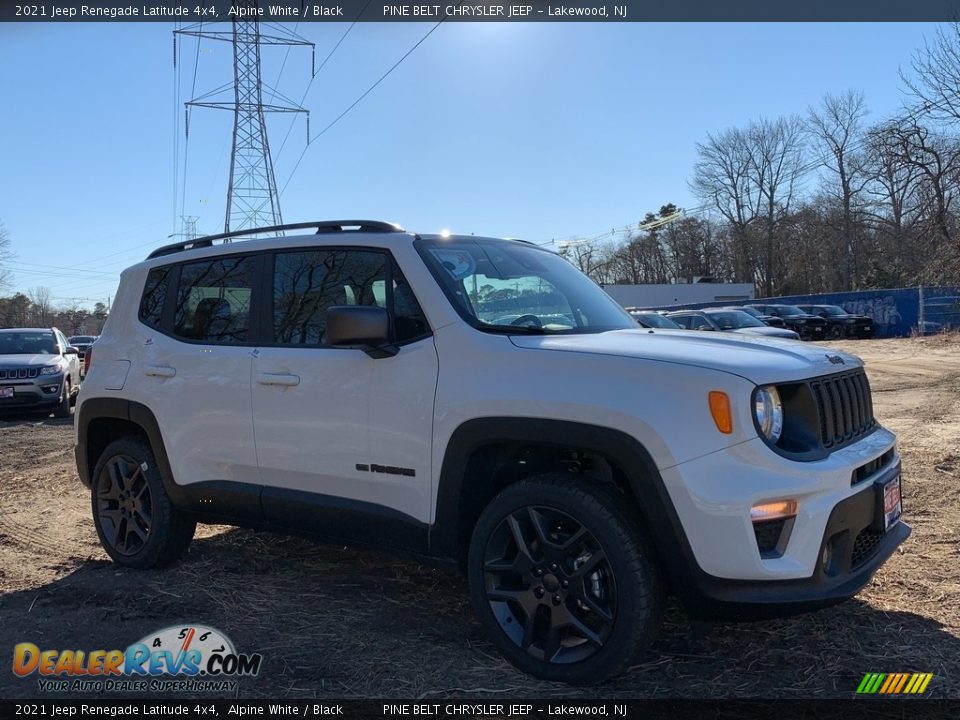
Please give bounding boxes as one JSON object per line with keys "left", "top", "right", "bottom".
{"left": 175, "top": 5, "right": 313, "bottom": 235}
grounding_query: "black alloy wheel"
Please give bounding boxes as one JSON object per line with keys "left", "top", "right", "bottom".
{"left": 91, "top": 436, "right": 195, "bottom": 568}
{"left": 468, "top": 476, "right": 662, "bottom": 685}
{"left": 483, "top": 505, "right": 616, "bottom": 665}
{"left": 95, "top": 453, "right": 154, "bottom": 556}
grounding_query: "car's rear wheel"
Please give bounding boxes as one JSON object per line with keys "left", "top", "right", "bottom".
{"left": 91, "top": 436, "right": 196, "bottom": 569}
{"left": 467, "top": 475, "right": 662, "bottom": 685}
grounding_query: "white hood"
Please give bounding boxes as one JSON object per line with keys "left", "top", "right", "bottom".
{"left": 508, "top": 329, "right": 861, "bottom": 385}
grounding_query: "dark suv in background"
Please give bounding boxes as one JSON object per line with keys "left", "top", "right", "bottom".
{"left": 797, "top": 305, "right": 874, "bottom": 339}
{"left": 746, "top": 304, "right": 829, "bottom": 341}
{"left": 730, "top": 305, "right": 788, "bottom": 328}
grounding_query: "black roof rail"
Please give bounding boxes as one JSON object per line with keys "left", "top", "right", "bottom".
{"left": 147, "top": 220, "right": 405, "bottom": 259}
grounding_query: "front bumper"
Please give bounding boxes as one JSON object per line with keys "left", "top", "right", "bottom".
{"left": 795, "top": 322, "right": 828, "bottom": 340}
{"left": 0, "top": 376, "right": 64, "bottom": 411}
{"left": 659, "top": 428, "right": 909, "bottom": 620}
{"left": 683, "top": 471, "right": 910, "bottom": 620}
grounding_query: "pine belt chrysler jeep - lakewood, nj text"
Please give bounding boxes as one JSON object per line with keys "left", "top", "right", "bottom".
{"left": 74, "top": 220, "right": 910, "bottom": 685}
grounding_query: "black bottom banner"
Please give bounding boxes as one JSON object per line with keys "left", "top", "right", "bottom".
{"left": 1, "top": 700, "right": 958, "bottom": 720}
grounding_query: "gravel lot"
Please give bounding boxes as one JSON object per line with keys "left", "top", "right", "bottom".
{"left": 1, "top": 336, "right": 958, "bottom": 699}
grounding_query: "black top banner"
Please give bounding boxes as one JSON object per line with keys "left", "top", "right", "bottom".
{"left": 4, "top": 0, "right": 960, "bottom": 22}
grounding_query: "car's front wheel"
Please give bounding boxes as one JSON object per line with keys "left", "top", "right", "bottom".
{"left": 53, "top": 381, "right": 71, "bottom": 418}
{"left": 91, "top": 436, "right": 196, "bottom": 569}
{"left": 467, "top": 475, "right": 663, "bottom": 685}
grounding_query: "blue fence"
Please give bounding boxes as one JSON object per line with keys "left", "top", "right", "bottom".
{"left": 651, "top": 286, "right": 960, "bottom": 338}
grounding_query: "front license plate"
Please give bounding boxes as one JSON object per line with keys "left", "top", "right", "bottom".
{"left": 0, "top": 387, "right": 13, "bottom": 398}
{"left": 882, "top": 476, "right": 902, "bottom": 531}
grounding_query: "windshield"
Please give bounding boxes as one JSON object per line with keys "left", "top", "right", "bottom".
{"left": 0, "top": 331, "right": 58, "bottom": 355}
{"left": 633, "top": 312, "right": 682, "bottom": 329}
{"left": 738, "top": 306, "right": 764, "bottom": 319}
{"left": 416, "top": 237, "right": 637, "bottom": 334}
{"left": 819, "top": 305, "right": 848, "bottom": 316}
{"left": 708, "top": 311, "right": 765, "bottom": 329}
{"left": 69, "top": 336, "right": 96, "bottom": 343}
{"left": 773, "top": 305, "right": 806, "bottom": 316}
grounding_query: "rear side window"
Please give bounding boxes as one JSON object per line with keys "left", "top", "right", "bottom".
{"left": 139, "top": 267, "right": 170, "bottom": 330}
{"left": 273, "top": 249, "right": 429, "bottom": 346}
{"left": 174, "top": 257, "right": 257, "bottom": 344}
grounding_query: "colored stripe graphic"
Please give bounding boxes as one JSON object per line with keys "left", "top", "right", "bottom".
{"left": 857, "top": 673, "right": 932, "bottom": 694}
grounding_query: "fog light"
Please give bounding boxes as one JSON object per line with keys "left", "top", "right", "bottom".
{"left": 42, "top": 385, "right": 59, "bottom": 394}
{"left": 751, "top": 499, "right": 797, "bottom": 522}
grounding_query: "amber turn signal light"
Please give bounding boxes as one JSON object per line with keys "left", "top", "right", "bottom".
{"left": 708, "top": 391, "right": 733, "bottom": 434}
{"left": 751, "top": 499, "right": 799, "bottom": 522}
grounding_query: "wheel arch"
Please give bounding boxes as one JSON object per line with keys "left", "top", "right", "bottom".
{"left": 76, "top": 398, "right": 186, "bottom": 507}
{"left": 430, "top": 417, "right": 693, "bottom": 587}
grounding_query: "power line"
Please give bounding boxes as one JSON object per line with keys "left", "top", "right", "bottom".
{"left": 179, "top": 14, "right": 204, "bottom": 232}
{"left": 273, "top": 0, "right": 373, "bottom": 168}
{"left": 279, "top": 19, "right": 446, "bottom": 198}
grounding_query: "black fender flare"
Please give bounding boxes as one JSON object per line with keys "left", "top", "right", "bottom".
{"left": 429, "top": 417, "right": 697, "bottom": 588}
{"left": 75, "top": 397, "right": 188, "bottom": 508}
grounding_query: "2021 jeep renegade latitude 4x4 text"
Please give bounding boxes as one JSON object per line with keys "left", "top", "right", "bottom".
{"left": 74, "top": 220, "right": 910, "bottom": 685}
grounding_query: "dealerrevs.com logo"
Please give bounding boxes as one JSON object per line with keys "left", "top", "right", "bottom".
{"left": 13, "top": 624, "right": 262, "bottom": 693}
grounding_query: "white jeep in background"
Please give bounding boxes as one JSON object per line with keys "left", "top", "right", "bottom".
{"left": 74, "top": 220, "right": 909, "bottom": 685}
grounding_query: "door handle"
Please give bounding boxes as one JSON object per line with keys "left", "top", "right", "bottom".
{"left": 257, "top": 372, "right": 300, "bottom": 387}
{"left": 144, "top": 365, "right": 176, "bottom": 378}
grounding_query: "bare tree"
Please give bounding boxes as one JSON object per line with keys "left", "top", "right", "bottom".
{"left": 690, "top": 127, "right": 761, "bottom": 282}
{"left": 28, "top": 287, "right": 54, "bottom": 327}
{"left": 881, "top": 123, "right": 960, "bottom": 250}
{"left": 745, "top": 115, "right": 807, "bottom": 296}
{"left": 808, "top": 91, "right": 870, "bottom": 289}
{"left": 0, "top": 222, "right": 12, "bottom": 294}
{"left": 904, "top": 22, "right": 960, "bottom": 126}
{"left": 861, "top": 123, "right": 924, "bottom": 281}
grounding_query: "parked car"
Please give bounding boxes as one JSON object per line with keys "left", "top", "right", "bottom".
{"left": 747, "top": 304, "right": 829, "bottom": 340}
{"left": 0, "top": 327, "right": 81, "bottom": 417}
{"left": 796, "top": 305, "right": 874, "bottom": 339}
{"left": 667, "top": 309, "right": 800, "bottom": 340}
{"left": 75, "top": 220, "right": 908, "bottom": 685}
{"left": 628, "top": 310, "right": 683, "bottom": 329}
{"left": 730, "top": 304, "right": 788, "bottom": 329}
{"left": 68, "top": 335, "right": 98, "bottom": 360}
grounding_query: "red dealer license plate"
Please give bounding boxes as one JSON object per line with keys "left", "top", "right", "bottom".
{"left": 0, "top": 387, "right": 13, "bottom": 398}
{"left": 883, "top": 476, "right": 902, "bottom": 531}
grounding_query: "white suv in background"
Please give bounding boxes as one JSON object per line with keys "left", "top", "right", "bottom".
{"left": 0, "top": 327, "right": 81, "bottom": 418}
{"left": 75, "top": 220, "right": 909, "bottom": 685}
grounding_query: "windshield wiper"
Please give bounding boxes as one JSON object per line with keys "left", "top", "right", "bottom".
{"left": 478, "top": 324, "right": 552, "bottom": 335}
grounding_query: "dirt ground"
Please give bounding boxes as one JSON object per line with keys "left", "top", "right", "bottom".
{"left": 1, "top": 335, "right": 959, "bottom": 700}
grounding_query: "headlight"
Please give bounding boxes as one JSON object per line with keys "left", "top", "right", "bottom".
{"left": 754, "top": 386, "right": 784, "bottom": 442}
{"left": 39, "top": 365, "right": 62, "bottom": 376}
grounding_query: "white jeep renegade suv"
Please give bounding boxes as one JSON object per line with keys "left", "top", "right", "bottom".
{"left": 75, "top": 220, "right": 909, "bottom": 685}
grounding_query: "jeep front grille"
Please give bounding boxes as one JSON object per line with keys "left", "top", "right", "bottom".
{"left": 0, "top": 368, "right": 40, "bottom": 380}
{"left": 810, "top": 369, "right": 875, "bottom": 449}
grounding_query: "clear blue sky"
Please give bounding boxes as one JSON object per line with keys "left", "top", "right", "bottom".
{"left": 0, "top": 21, "right": 939, "bottom": 308}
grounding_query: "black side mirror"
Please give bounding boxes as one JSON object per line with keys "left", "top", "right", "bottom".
{"left": 326, "top": 306, "right": 397, "bottom": 359}
{"left": 65, "top": 346, "right": 79, "bottom": 355}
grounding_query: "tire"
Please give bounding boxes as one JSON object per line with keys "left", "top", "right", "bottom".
{"left": 53, "top": 381, "right": 71, "bottom": 418}
{"left": 91, "top": 436, "right": 196, "bottom": 569}
{"left": 467, "top": 475, "right": 663, "bottom": 685}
